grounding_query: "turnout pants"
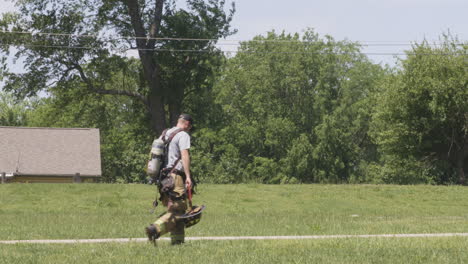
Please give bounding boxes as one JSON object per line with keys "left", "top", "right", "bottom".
{"left": 154, "top": 173, "right": 188, "bottom": 244}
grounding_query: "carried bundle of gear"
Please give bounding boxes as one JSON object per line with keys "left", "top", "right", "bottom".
{"left": 178, "top": 205, "right": 205, "bottom": 228}
{"left": 176, "top": 187, "right": 205, "bottom": 228}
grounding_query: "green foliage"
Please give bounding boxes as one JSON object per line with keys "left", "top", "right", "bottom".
{"left": 370, "top": 34, "right": 468, "bottom": 184}
{"left": 279, "top": 134, "right": 313, "bottom": 183}
{"left": 0, "top": 0, "right": 236, "bottom": 132}
{"left": 0, "top": 91, "right": 36, "bottom": 126}
{"left": 191, "top": 128, "right": 247, "bottom": 183}
{"left": 192, "top": 30, "right": 383, "bottom": 183}
{"left": 367, "top": 156, "right": 433, "bottom": 184}
{"left": 1, "top": 11, "right": 466, "bottom": 186}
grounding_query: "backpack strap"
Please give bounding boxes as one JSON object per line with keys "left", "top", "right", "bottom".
{"left": 170, "top": 157, "right": 182, "bottom": 174}
{"left": 160, "top": 129, "right": 169, "bottom": 143}
{"left": 164, "top": 128, "right": 184, "bottom": 172}
{"left": 165, "top": 128, "right": 184, "bottom": 144}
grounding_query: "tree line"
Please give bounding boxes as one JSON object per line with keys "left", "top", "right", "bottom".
{"left": 0, "top": 0, "right": 466, "bottom": 184}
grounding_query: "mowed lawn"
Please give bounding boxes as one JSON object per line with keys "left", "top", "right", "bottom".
{"left": 1, "top": 184, "right": 467, "bottom": 263}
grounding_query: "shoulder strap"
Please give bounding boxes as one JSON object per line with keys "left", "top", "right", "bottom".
{"left": 160, "top": 129, "right": 169, "bottom": 143}
{"left": 165, "top": 128, "right": 184, "bottom": 171}
{"left": 166, "top": 128, "right": 184, "bottom": 145}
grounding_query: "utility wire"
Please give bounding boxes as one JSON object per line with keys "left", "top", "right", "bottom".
{"left": 0, "top": 30, "right": 465, "bottom": 46}
{"left": 0, "top": 43, "right": 464, "bottom": 56}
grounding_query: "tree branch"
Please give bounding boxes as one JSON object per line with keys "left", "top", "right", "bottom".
{"left": 183, "top": 87, "right": 197, "bottom": 99}
{"left": 72, "top": 62, "right": 149, "bottom": 106}
{"left": 55, "top": 63, "right": 75, "bottom": 84}
{"left": 123, "top": 0, "right": 157, "bottom": 83}
{"left": 123, "top": 0, "right": 149, "bottom": 50}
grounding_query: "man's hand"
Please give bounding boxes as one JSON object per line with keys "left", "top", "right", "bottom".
{"left": 185, "top": 176, "right": 192, "bottom": 190}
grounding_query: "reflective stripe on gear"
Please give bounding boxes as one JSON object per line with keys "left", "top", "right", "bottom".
{"left": 154, "top": 219, "right": 166, "bottom": 234}
{"left": 185, "top": 217, "right": 201, "bottom": 228}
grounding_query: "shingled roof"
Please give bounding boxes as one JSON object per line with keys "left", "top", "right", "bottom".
{"left": 0, "top": 127, "right": 101, "bottom": 177}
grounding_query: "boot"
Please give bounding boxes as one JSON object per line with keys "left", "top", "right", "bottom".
{"left": 171, "top": 240, "right": 184, "bottom": 245}
{"left": 145, "top": 224, "right": 160, "bottom": 244}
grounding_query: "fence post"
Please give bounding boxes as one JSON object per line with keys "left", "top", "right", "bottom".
{"left": 1, "top": 172, "right": 5, "bottom": 184}
{"left": 73, "top": 173, "right": 82, "bottom": 183}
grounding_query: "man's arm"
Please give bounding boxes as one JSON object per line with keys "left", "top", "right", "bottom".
{"left": 181, "top": 149, "right": 192, "bottom": 189}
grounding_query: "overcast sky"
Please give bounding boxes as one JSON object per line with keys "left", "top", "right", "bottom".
{"left": 0, "top": 0, "right": 466, "bottom": 75}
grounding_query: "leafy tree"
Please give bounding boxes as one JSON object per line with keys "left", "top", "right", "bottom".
{"left": 0, "top": 90, "right": 35, "bottom": 126}
{"left": 370, "top": 35, "right": 468, "bottom": 184}
{"left": 0, "top": 0, "right": 235, "bottom": 135}
{"left": 312, "top": 61, "right": 384, "bottom": 183}
{"left": 193, "top": 30, "right": 383, "bottom": 183}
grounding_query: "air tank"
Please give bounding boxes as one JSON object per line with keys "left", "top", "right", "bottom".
{"left": 147, "top": 138, "right": 165, "bottom": 177}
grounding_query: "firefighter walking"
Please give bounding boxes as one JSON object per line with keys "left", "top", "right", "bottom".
{"left": 145, "top": 114, "right": 196, "bottom": 245}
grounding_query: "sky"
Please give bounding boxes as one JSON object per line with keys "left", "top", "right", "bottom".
{"left": 226, "top": 0, "right": 467, "bottom": 43}
{"left": 223, "top": 0, "right": 467, "bottom": 65}
{"left": 0, "top": 0, "right": 467, "bottom": 77}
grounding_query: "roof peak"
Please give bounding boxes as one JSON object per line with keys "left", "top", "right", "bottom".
{"left": 0, "top": 126, "right": 97, "bottom": 131}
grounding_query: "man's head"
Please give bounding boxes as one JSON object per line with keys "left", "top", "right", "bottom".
{"left": 177, "top": 113, "right": 193, "bottom": 131}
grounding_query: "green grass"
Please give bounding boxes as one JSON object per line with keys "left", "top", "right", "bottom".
{"left": 1, "top": 238, "right": 468, "bottom": 264}
{"left": 1, "top": 184, "right": 468, "bottom": 263}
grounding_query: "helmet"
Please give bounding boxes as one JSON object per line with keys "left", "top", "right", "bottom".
{"left": 177, "top": 205, "right": 205, "bottom": 228}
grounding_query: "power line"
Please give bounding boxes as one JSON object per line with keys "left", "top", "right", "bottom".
{"left": 1, "top": 43, "right": 464, "bottom": 56}
{"left": 0, "top": 30, "right": 466, "bottom": 46}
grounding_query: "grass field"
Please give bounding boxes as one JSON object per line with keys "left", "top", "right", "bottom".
{"left": 1, "top": 184, "right": 468, "bottom": 263}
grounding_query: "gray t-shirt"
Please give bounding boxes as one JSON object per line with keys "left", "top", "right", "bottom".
{"left": 160, "top": 127, "right": 191, "bottom": 171}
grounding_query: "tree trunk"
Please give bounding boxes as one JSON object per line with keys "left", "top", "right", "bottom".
{"left": 167, "top": 80, "right": 185, "bottom": 126}
{"left": 124, "top": 0, "right": 166, "bottom": 135}
{"left": 138, "top": 59, "right": 165, "bottom": 134}
{"left": 148, "top": 92, "right": 166, "bottom": 135}
{"left": 457, "top": 143, "right": 467, "bottom": 185}
{"left": 457, "top": 157, "right": 465, "bottom": 185}
{"left": 169, "top": 101, "right": 182, "bottom": 127}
